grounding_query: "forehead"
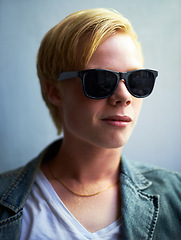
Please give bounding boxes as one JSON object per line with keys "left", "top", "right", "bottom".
{"left": 86, "top": 33, "right": 143, "bottom": 71}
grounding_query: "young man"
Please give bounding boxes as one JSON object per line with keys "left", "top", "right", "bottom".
{"left": 0, "top": 8, "right": 180, "bottom": 240}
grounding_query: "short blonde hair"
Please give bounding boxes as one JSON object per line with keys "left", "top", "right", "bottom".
{"left": 37, "top": 8, "right": 143, "bottom": 134}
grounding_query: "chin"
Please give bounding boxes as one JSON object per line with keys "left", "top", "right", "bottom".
{"left": 96, "top": 137, "right": 128, "bottom": 149}
{"left": 105, "top": 141, "right": 126, "bottom": 149}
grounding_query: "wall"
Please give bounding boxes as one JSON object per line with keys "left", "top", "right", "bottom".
{"left": 0, "top": 0, "right": 181, "bottom": 173}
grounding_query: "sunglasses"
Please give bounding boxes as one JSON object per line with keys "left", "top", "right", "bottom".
{"left": 57, "top": 69, "right": 158, "bottom": 99}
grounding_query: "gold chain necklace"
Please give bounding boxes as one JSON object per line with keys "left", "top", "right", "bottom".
{"left": 49, "top": 165, "right": 120, "bottom": 197}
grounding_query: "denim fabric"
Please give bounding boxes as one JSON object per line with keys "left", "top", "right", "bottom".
{"left": 0, "top": 139, "right": 181, "bottom": 240}
{"left": 120, "top": 160, "right": 181, "bottom": 239}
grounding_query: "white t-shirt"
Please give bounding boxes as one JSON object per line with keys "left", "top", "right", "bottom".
{"left": 20, "top": 170, "right": 122, "bottom": 240}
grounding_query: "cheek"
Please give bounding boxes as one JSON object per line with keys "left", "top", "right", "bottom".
{"left": 60, "top": 92, "right": 95, "bottom": 132}
{"left": 61, "top": 99, "right": 81, "bottom": 128}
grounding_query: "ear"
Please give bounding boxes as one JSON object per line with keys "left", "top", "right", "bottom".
{"left": 45, "top": 82, "right": 62, "bottom": 106}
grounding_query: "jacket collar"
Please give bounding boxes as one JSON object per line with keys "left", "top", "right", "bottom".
{"left": 0, "top": 140, "right": 61, "bottom": 213}
{"left": 121, "top": 156, "right": 153, "bottom": 190}
{"left": 0, "top": 152, "right": 43, "bottom": 213}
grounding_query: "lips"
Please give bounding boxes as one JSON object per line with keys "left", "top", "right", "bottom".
{"left": 104, "top": 115, "right": 132, "bottom": 122}
{"left": 102, "top": 115, "right": 132, "bottom": 127}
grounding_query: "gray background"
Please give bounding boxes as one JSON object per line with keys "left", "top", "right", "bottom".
{"left": 0, "top": 0, "right": 181, "bottom": 173}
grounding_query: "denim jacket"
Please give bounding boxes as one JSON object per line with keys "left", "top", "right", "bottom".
{"left": 0, "top": 139, "right": 181, "bottom": 240}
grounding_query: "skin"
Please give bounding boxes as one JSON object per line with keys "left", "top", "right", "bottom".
{"left": 42, "top": 33, "right": 143, "bottom": 232}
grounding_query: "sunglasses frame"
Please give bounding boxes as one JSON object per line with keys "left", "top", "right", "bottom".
{"left": 58, "top": 69, "right": 158, "bottom": 99}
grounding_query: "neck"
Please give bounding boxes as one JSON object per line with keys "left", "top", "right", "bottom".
{"left": 50, "top": 136, "right": 122, "bottom": 183}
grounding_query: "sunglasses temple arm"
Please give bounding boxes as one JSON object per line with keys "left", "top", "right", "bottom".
{"left": 57, "top": 71, "right": 79, "bottom": 81}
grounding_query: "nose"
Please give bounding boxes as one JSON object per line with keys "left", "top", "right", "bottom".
{"left": 108, "top": 79, "right": 132, "bottom": 106}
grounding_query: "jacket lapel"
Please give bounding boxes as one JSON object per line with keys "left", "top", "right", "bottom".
{"left": 120, "top": 158, "right": 159, "bottom": 240}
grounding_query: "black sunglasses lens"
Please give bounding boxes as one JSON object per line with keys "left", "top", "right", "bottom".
{"left": 128, "top": 70, "right": 155, "bottom": 97}
{"left": 83, "top": 70, "right": 117, "bottom": 98}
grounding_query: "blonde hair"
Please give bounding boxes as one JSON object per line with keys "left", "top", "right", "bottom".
{"left": 37, "top": 8, "right": 143, "bottom": 134}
